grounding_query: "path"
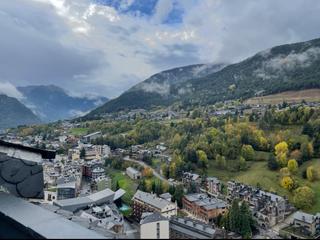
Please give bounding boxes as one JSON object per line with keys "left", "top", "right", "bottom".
{"left": 123, "top": 156, "right": 174, "bottom": 186}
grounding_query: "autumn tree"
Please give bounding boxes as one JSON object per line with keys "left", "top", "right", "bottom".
{"left": 275, "top": 141, "right": 289, "bottom": 167}
{"left": 142, "top": 167, "right": 153, "bottom": 178}
{"left": 293, "top": 186, "right": 315, "bottom": 210}
{"left": 287, "top": 159, "right": 298, "bottom": 174}
{"left": 306, "top": 166, "right": 318, "bottom": 182}
{"left": 281, "top": 176, "right": 294, "bottom": 191}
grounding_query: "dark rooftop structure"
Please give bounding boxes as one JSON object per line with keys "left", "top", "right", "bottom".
{"left": 0, "top": 140, "right": 56, "bottom": 199}
{"left": 0, "top": 140, "right": 56, "bottom": 159}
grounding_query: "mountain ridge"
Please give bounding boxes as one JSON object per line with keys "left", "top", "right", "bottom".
{"left": 0, "top": 94, "right": 41, "bottom": 129}
{"left": 87, "top": 37, "right": 320, "bottom": 117}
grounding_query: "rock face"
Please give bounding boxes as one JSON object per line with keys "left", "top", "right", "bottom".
{"left": 0, "top": 153, "right": 44, "bottom": 198}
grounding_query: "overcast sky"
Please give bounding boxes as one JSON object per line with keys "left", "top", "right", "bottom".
{"left": 0, "top": 0, "right": 319, "bottom": 99}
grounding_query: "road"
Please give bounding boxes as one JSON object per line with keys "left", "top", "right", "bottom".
{"left": 123, "top": 156, "right": 174, "bottom": 186}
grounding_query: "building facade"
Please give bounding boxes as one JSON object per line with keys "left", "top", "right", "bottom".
{"left": 132, "top": 190, "right": 177, "bottom": 220}
{"left": 182, "top": 193, "right": 227, "bottom": 223}
{"left": 140, "top": 212, "right": 169, "bottom": 239}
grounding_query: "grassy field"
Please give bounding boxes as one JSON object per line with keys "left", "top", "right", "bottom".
{"left": 207, "top": 158, "right": 320, "bottom": 213}
{"left": 69, "top": 128, "right": 89, "bottom": 136}
{"left": 108, "top": 170, "right": 138, "bottom": 205}
{"left": 245, "top": 89, "right": 320, "bottom": 105}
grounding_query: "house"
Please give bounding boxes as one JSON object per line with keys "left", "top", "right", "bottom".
{"left": 182, "top": 172, "right": 202, "bottom": 192}
{"left": 182, "top": 193, "right": 227, "bottom": 224}
{"left": 132, "top": 190, "right": 177, "bottom": 220}
{"left": 281, "top": 211, "right": 320, "bottom": 239}
{"left": 169, "top": 217, "right": 217, "bottom": 239}
{"left": 140, "top": 212, "right": 170, "bottom": 239}
{"left": 205, "top": 177, "right": 222, "bottom": 197}
{"left": 126, "top": 167, "right": 141, "bottom": 180}
{"left": 227, "top": 180, "right": 288, "bottom": 228}
{"left": 82, "top": 132, "right": 102, "bottom": 143}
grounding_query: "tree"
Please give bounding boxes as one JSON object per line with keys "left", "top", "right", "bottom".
{"left": 293, "top": 186, "right": 315, "bottom": 210}
{"left": 239, "top": 156, "right": 247, "bottom": 170}
{"left": 173, "top": 185, "right": 184, "bottom": 208}
{"left": 172, "top": 133, "right": 182, "bottom": 149}
{"left": 301, "top": 142, "right": 314, "bottom": 162}
{"left": 290, "top": 150, "right": 302, "bottom": 163}
{"left": 216, "top": 154, "right": 227, "bottom": 169}
{"left": 239, "top": 202, "right": 253, "bottom": 239}
{"left": 287, "top": 159, "right": 298, "bottom": 174}
{"left": 80, "top": 148, "right": 86, "bottom": 159}
{"left": 241, "top": 145, "right": 255, "bottom": 161}
{"left": 275, "top": 141, "right": 289, "bottom": 167}
{"left": 197, "top": 150, "right": 208, "bottom": 169}
{"left": 281, "top": 176, "right": 294, "bottom": 191}
{"left": 306, "top": 166, "right": 318, "bottom": 182}
{"left": 268, "top": 154, "right": 279, "bottom": 170}
{"left": 114, "top": 180, "right": 120, "bottom": 191}
{"left": 142, "top": 167, "right": 153, "bottom": 178}
{"left": 224, "top": 199, "right": 255, "bottom": 238}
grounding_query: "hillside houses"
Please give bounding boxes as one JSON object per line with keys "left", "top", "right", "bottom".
{"left": 227, "top": 180, "right": 292, "bottom": 228}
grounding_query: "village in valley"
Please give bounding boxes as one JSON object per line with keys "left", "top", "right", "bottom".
{"left": 1, "top": 98, "right": 320, "bottom": 239}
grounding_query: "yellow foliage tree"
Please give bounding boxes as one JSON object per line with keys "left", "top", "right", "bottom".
{"left": 306, "top": 166, "right": 318, "bottom": 182}
{"left": 142, "top": 167, "right": 153, "bottom": 178}
{"left": 280, "top": 167, "right": 290, "bottom": 177}
{"left": 287, "top": 159, "right": 298, "bottom": 174}
{"left": 281, "top": 176, "right": 294, "bottom": 190}
{"left": 275, "top": 141, "right": 289, "bottom": 167}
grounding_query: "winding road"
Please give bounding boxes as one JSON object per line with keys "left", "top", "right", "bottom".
{"left": 123, "top": 156, "right": 175, "bottom": 186}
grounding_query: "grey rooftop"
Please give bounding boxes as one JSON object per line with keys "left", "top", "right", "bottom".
{"left": 0, "top": 192, "right": 105, "bottom": 239}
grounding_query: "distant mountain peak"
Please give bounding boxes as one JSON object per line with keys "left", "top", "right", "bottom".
{"left": 17, "top": 85, "right": 108, "bottom": 122}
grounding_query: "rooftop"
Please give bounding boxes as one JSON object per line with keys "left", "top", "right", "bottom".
{"left": 140, "top": 212, "right": 168, "bottom": 225}
{"left": 184, "top": 193, "right": 227, "bottom": 210}
{"left": 170, "top": 217, "right": 215, "bottom": 239}
{"left": 0, "top": 192, "right": 105, "bottom": 239}
{"left": 133, "top": 190, "right": 174, "bottom": 210}
{"left": 294, "top": 211, "right": 316, "bottom": 224}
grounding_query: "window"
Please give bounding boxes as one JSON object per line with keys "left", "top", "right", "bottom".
{"left": 156, "top": 222, "right": 160, "bottom": 239}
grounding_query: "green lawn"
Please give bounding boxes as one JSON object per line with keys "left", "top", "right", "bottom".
{"left": 207, "top": 158, "right": 320, "bottom": 213}
{"left": 108, "top": 170, "right": 138, "bottom": 205}
{"left": 69, "top": 128, "right": 89, "bottom": 136}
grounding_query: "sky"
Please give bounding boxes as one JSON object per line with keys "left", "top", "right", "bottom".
{"left": 0, "top": 0, "right": 320, "bottom": 99}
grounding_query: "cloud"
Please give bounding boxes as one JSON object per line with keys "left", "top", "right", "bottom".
{"left": 254, "top": 47, "right": 320, "bottom": 79}
{"left": 0, "top": 0, "right": 320, "bottom": 99}
{"left": 0, "top": 82, "right": 24, "bottom": 100}
{"left": 152, "top": 0, "right": 174, "bottom": 24}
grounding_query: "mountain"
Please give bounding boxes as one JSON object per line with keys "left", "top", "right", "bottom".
{"left": 88, "top": 63, "right": 227, "bottom": 116}
{"left": 87, "top": 37, "right": 320, "bottom": 117}
{"left": 18, "top": 85, "right": 108, "bottom": 122}
{"left": 0, "top": 95, "right": 40, "bottom": 129}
